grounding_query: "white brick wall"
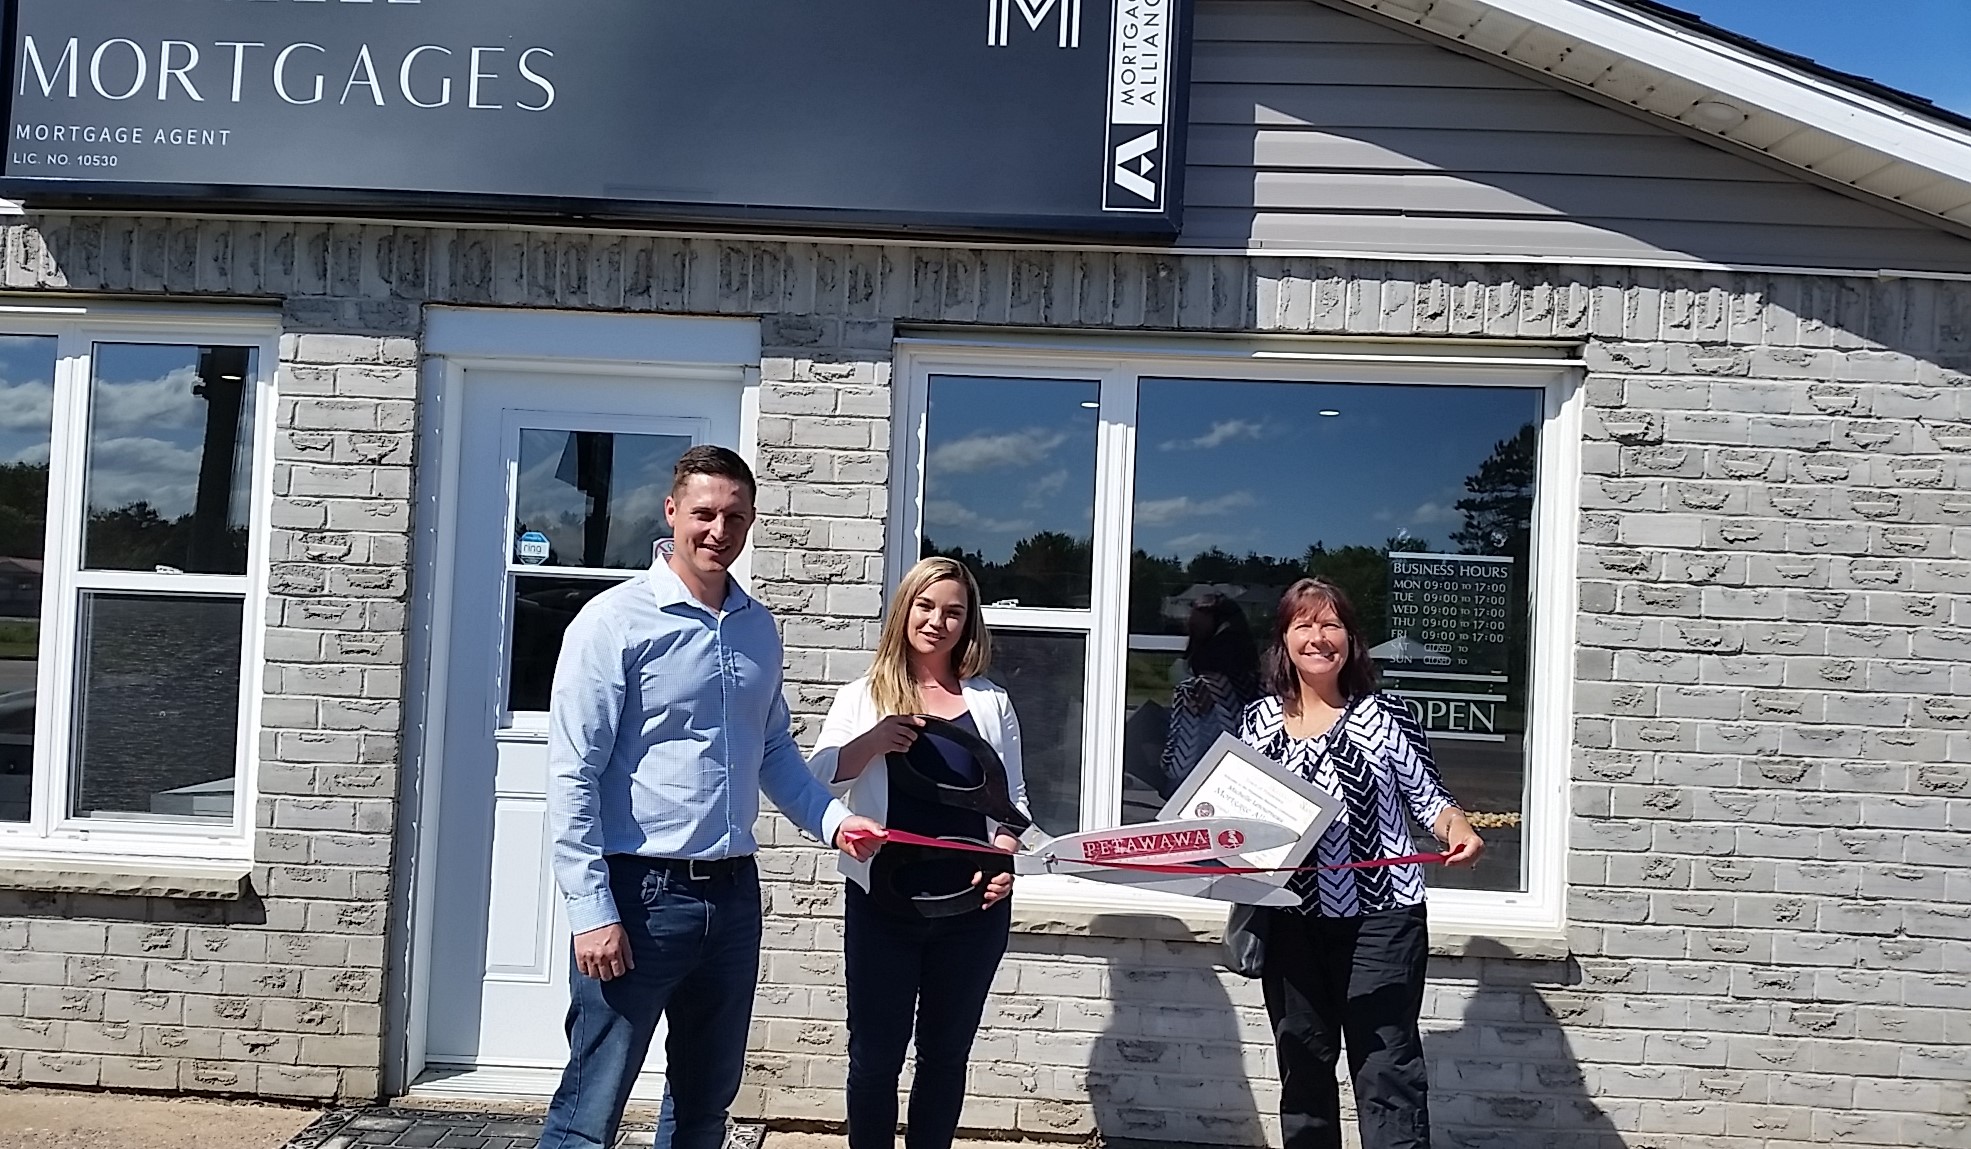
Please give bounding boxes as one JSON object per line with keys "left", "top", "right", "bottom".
{"left": 0, "top": 217, "right": 1964, "bottom": 1148}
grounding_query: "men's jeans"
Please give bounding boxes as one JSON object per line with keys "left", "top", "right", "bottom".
{"left": 1260, "top": 903, "right": 1432, "bottom": 1149}
{"left": 538, "top": 856, "right": 762, "bottom": 1149}
{"left": 843, "top": 881, "right": 1011, "bottom": 1149}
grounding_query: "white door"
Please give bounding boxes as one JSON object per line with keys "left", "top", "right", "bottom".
{"left": 419, "top": 365, "right": 742, "bottom": 1097}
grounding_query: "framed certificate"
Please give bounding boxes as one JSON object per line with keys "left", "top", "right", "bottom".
{"left": 1157, "top": 733, "right": 1343, "bottom": 891}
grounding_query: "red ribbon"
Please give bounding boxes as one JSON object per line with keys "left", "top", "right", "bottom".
{"left": 851, "top": 828, "right": 1449, "bottom": 874}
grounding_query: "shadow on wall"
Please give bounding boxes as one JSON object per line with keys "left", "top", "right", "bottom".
{"left": 984, "top": 927, "right": 1623, "bottom": 1149}
{"left": 977, "top": 916, "right": 1268, "bottom": 1148}
{"left": 1425, "top": 938, "right": 1621, "bottom": 1149}
{"left": 0, "top": 886, "right": 269, "bottom": 933}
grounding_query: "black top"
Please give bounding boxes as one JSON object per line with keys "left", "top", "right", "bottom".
{"left": 887, "top": 711, "right": 989, "bottom": 836}
{"left": 884, "top": 711, "right": 992, "bottom": 898}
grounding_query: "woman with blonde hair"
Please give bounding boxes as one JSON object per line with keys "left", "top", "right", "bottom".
{"left": 807, "top": 556, "right": 1029, "bottom": 1149}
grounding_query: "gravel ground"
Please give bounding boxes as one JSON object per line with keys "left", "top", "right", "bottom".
{"left": 0, "top": 1088, "right": 321, "bottom": 1149}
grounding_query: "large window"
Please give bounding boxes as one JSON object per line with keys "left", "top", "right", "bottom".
{"left": 0, "top": 309, "right": 275, "bottom": 860}
{"left": 895, "top": 341, "right": 1579, "bottom": 931}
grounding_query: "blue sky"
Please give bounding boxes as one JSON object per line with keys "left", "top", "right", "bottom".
{"left": 1674, "top": 0, "right": 1971, "bottom": 116}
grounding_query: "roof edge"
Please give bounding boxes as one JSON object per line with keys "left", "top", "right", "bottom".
{"left": 1334, "top": 0, "right": 1971, "bottom": 221}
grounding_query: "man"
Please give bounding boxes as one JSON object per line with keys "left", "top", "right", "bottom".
{"left": 539, "top": 445, "right": 885, "bottom": 1149}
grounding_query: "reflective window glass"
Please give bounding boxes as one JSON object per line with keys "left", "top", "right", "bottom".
{"left": 921, "top": 376, "right": 1098, "bottom": 609}
{"left": 0, "top": 335, "right": 56, "bottom": 823}
{"left": 72, "top": 593, "right": 244, "bottom": 822}
{"left": 508, "top": 575, "right": 620, "bottom": 713}
{"left": 514, "top": 429, "right": 694, "bottom": 570}
{"left": 1125, "top": 379, "right": 1542, "bottom": 890}
{"left": 991, "top": 630, "right": 1086, "bottom": 837}
{"left": 83, "top": 344, "right": 259, "bottom": 575}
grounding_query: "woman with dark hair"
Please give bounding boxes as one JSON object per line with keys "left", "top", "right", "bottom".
{"left": 1159, "top": 594, "right": 1260, "bottom": 795}
{"left": 1239, "top": 578, "right": 1484, "bottom": 1149}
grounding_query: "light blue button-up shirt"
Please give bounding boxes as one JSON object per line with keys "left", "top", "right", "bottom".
{"left": 547, "top": 553, "right": 850, "bottom": 934}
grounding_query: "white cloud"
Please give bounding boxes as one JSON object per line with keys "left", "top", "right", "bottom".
{"left": 1163, "top": 529, "right": 1257, "bottom": 552}
{"left": 86, "top": 436, "right": 202, "bottom": 516}
{"left": 1404, "top": 501, "right": 1461, "bottom": 527}
{"left": 91, "top": 367, "right": 204, "bottom": 435}
{"left": 924, "top": 499, "right": 1032, "bottom": 535}
{"left": 1023, "top": 468, "right": 1069, "bottom": 508}
{"left": 1376, "top": 498, "right": 1461, "bottom": 530}
{"left": 1158, "top": 419, "right": 1267, "bottom": 452}
{"left": 1134, "top": 490, "right": 1257, "bottom": 527}
{"left": 929, "top": 427, "right": 1066, "bottom": 474}
{"left": 0, "top": 375, "right": 53, "bottom": 435}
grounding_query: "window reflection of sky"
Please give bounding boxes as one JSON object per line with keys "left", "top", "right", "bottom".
{"left": 513, "top": 430, "right": 691, "bottom": 569}
{"left": 1134, "top": 380, "right": 1542, "bottom": 562}
{"left": 0, "top": 337, "right": 56, "bottom": 468}
{"left": 922, "top": 375, "right": 1098, "bottom": 562}
{"left": 87, "top": 344, "right": 257, "bottom": 526}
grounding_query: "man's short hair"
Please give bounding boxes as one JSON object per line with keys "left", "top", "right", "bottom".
{"left": 671, "top": 444, "right": 757, "bottom": 501}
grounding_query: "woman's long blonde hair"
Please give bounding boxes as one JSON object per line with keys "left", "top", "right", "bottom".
{"left": 869, "top": 557, "right": 993, "bottom": 716}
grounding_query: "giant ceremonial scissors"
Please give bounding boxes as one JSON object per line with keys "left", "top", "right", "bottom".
{"left": 851, "top": 718, "right": 1362, "bottom": 914}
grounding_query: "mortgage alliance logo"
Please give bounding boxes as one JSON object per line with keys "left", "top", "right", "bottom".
{"left": 1112, "top": 129, "right": 1159, "bottom": 203}
{"left": 986, "top": 0, "right": 1170, "bottom": 212}
{"left": 987, "top": 0, "right": 1081, "bottom": 48}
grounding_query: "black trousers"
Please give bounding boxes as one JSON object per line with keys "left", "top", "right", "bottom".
{"left": 1260, "top": 903, "right": 1432, "bottom": 1149}
{"left": 843, "top": 881, "right": 1011, "bottom": 1149}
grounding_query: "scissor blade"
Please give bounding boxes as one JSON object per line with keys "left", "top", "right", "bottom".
{"left": 1036, "top": 861, "right": 1301, "bottom": 906}
{"left": 1032, "top": 817, "right": 1300, "bottom": 867}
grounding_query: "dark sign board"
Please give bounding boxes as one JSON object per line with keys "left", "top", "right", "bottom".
{"left": 1378, "top": 552, "right": 1514, "bottom": 680}
{"left": 1, "top": 0, "right": 1190, "bottom": 237}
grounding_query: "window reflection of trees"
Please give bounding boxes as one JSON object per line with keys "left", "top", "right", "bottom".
{"left": 920, "top": 528, "right": 1092, "bottom": 609}
{"left": 1129, "top": 423, "right": 1537, "bottom": 643}
{"left": 926, "top": 420, "right": 1537, "bottom": 655}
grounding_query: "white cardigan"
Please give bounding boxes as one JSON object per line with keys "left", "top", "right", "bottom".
{"left": 806, "top": 675, "right": 1030, "bottom": 891}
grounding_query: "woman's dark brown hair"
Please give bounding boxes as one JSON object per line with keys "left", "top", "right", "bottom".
{"left": 1184, "top": 594, "right": 1260, "bottom": 702}
{"left": 1262, "top": 578, "right": 1378, "bottom": 713}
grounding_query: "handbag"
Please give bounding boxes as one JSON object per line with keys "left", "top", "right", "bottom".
{"left": 1222, "top": 903, "right": 1270, "bottom": 978}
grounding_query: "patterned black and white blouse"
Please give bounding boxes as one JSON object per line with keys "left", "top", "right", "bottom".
{"left": 1161, "top": 672, "right": 1249, "bottom": 795}
{"left": 1238, "top": 692, "right": 1459, "bottom": 918}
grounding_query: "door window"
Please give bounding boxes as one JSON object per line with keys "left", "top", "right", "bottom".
{"left": 502, "top": 426, "right": 698, "bottom": 715}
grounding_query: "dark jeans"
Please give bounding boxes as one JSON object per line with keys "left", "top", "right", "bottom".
{"left": 538, "top": 856, "right": 762, "bottom": 1149}
{"left": 844, "top": 881, "right": 1011, "bottom": 1149}
{"left": 1260, "top": 904, "right": 1432, "bottom": 1149}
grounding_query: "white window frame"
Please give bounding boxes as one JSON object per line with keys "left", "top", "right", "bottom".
{"left": 0, "top": 301, "right": 278, "bottom": 866}
{"left": 890, "top": 333, "right": 1582, "bottom": 938}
